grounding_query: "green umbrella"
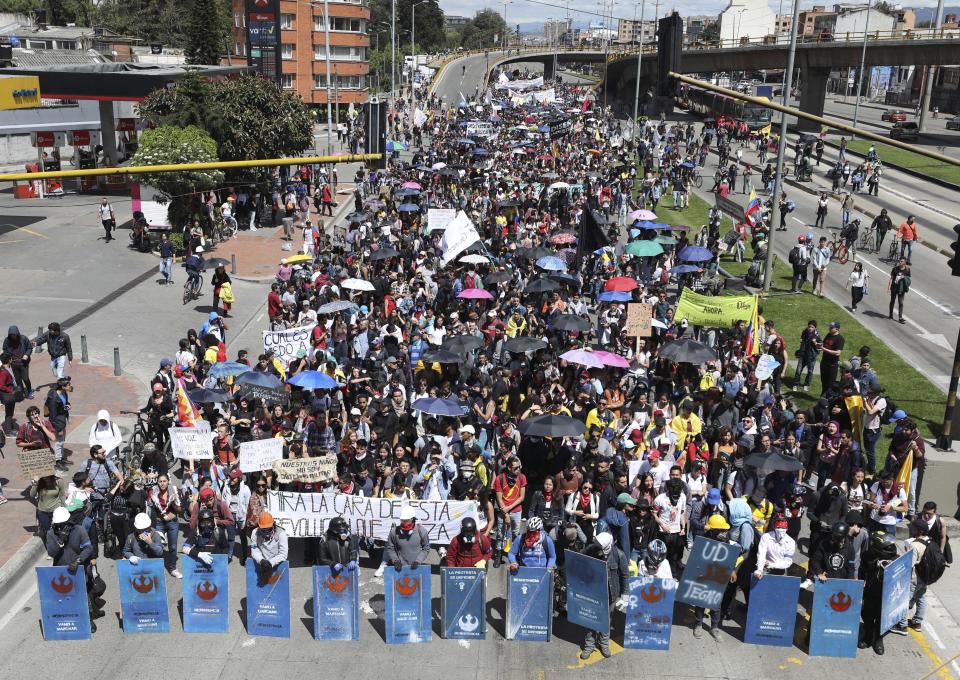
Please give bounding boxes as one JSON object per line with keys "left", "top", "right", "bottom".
{"left": 655, "top": 235, "right": 677, "bottom": 245}
{"left": 625, "top": 240, "right": 665, "bottom": 257}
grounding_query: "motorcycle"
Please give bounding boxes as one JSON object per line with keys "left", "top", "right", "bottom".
{"left": 129, "top": 210, "right": 152, "bottom": 253}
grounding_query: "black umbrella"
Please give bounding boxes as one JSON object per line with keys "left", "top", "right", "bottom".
{"left": 423, "top": 349, "right": 466, "bottom": 364}
{"left": 438, "top": 167, "right": 459, "bottom": 177}
{"left": 657, "top": 338, "right": 717, "bottom": 364}
{"left": 514, "top": 247, "right": 533, "bottom": 260}
{"left": 369, "top": 247, "right": 400, "bottom": 261}
{"left": 442, "top": 334, "right": 484, "bottom": 353}
{"left": 551, "top": 314, "right": 591, "bottom": 332}
{"left": 201, "top": 258, "right": 231, "bottom": 270}
{"left": 500, "top": 198, "right": 520, "bottom": 208}
{"left": 744, "top": 450, "right": 804, "bottom": 473}
{"left": 346, "top": 211, "right": 371, "bottom": 222}
{"left": 235, "top": 371, "right": 283, "bottom": 389}
{"left": 524, "top": 278, "right": 560, "bottom": 295}
{"left": 529, "top": 247, "right": 553, "bottom": 259}
{"left": 485, "top": 270, "right": 513, "bottom": 285}
{"left": 504, "top": 337, "right": 549, "bottom": 353}
{"left": 187, "top": 388, "right": 231, "bottom": 404}
{"left": 518, "top": 414, "right": 586, "bottom": 437}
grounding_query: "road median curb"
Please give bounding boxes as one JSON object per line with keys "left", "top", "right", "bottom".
{"left": 0, "top": 538, "right": 43, "bottom": 601}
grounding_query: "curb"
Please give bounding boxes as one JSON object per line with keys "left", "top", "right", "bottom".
{"left": 0, "top": 538, "right": 43, "bottom": 602}
{"left": 824, "top": 140, "right": 960, "bottom": 195}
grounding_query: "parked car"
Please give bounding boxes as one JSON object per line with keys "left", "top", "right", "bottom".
{"left": 946, "top": 115, "right": 960, "bottom": 131}
{"left": 881, "top": 109, "right": 907, "bottom": 122}
{"left": 890, "top": 121, "right": 920, "bottom": 141}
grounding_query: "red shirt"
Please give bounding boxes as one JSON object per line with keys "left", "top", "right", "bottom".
{"left": 493, "top": 473, "right": 527, "bottom": 512}
{"left": 267, "top": 291, "right": 282, "bottom": 318}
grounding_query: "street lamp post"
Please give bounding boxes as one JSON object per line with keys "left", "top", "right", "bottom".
{"left": 632, "top": 0, "right": 646, "bottom": 133}
{"left": 411, "top": 0, "right": 427, "bottom": 110}
{"left": 851, "top": 2, "right": 872, "bottom": 134}
{"left": 763, "top": 0, "right": 801, "bottom": 291}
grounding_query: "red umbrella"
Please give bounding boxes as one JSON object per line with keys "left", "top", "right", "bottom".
{"left": 604, "top": 276, "right": 638, "bottom": 292}
{"left": 537, "top": 154, "right": 553, "bottom": 161}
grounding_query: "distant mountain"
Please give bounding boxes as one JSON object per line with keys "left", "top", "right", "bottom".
{"left": 910, "top": 5, "right": 960, "bottom": 22}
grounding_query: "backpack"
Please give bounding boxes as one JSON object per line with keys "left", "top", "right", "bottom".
{"left": 880, "top": 397, "right": 899, "bottom": 424}
{"left": 916, "top": 540, "right": 947, "bottom": 585}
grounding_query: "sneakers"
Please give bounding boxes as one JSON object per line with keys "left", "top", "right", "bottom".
{"left": 873, "top": 637, "right": 885, "bottom": 655}
{"left": 890, "top": 623, "right": 909, "bottom": 636}
{"left": 909, "top": 619, "right": 923, "bottom": 631}
{"left": 27, "top": 389, "right": 35, "bottom": 400}
{"left": 169, "top": 569, "right": 183, "bottom": 579}
{"left": 693, "top": 626, "right": 703, "bottom": 639}
{"left": 0, "top": 496, "right": 7, "bottom": 506}
{"left": 708, "top": 627, "right": 721, "bottom": 641}
{"left": 579, "top": 649, "right": 594, "bottom": 660}
{"left": 599, "top": 646, "right": 611, "bottom": 658}
{"left": 374, "top": 563, "right": 385, "bottom": 578}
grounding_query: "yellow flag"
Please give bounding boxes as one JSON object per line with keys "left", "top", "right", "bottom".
{"left": 895, "top": 450, "right": 913, "bottom": 497}
{"left": 844, "top": 395, "right": 865, "bottom": 446}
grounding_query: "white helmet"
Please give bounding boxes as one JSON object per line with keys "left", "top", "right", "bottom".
{"left": 133, "top": 513, "right": 151, "bottom": 531}
{"left": 195, "top": 246, "right": 204, "bottom": 253}
{"left": 595, "top": 531, "right": 614, "bottom": 556}
{"left": 526, "top": 516, "right": 543, "bottom": 532}
{"left": 52, "top": 507, "right": 70, "bottom": 524}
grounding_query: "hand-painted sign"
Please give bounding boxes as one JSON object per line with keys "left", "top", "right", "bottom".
{"left": 117, "top": 558, "right": 170, "bottom": 633}
{"left": 182, "top": 554, "right": 229, "bottom": 633}
{"left": 245, "top": 560, "right": 290, "bottom": 637}
{"left": 36, "top": 565, "right": 91, "bottom": 640}
{"left": 564, "top": 550, "right": 609, "bottom": 634}
{"left": 441, "top": 567, "right": 486, "bottom": 639}
{"left": 623, "top": 576, "right": 677, "bottom": 650}
{"left": 676, "top": 536, "right": 739, "bottom": 609}
{"left": 808, "top": 578, "right": 864, "bottom": 658}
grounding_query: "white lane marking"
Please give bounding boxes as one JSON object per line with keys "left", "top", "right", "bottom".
{"left": 855, "top": 254, "right": 953, "bottom": 314}
{"left": 0, "top": 580, "right": 37, "bottom": 632}
{"left": 901, "top": 316, "right": 953, "bottom": 351}
{"left": 2, "top": 295, "right": 96, "bottom": 304}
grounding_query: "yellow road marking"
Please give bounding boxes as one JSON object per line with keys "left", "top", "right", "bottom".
{"left": 911, "top": 629, "right": 955, "bottom": 680}
{"left": 20, "top": 227, "right": 46, "bottom": 239}
{"left": 0, "top": 239, "right": 24, "bottom": 244}
{"left": 566, "top": 639, "right": 624, "bottom": 669}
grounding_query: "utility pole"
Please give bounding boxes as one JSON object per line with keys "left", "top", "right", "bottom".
{"left": 763, "top": 0, "right": 801, "bottom": 291}
{"left": 632, "top": 0, "right": 647, "bottom": 131}
{"left": 391, "top": 0, "right": 396, "bottom": 99}
{"left": 851, "top": 2, "right": 872, "bottom": 135}
{"left": 918, "top": 0, "right": 945, "bottom": 132}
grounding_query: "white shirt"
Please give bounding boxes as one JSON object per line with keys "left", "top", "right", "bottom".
{"left": 869, "top": 481, "right": 907, "bottom": 526}
{"left": 653, "top": 492, "right": 686, "bottom": 534}
{"left": 755, "top": 531, "right": 796, "bottom": 571}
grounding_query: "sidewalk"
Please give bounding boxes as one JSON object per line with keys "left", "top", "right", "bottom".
{"left": 0, "top": 360, "right": 146, "bottom": 596}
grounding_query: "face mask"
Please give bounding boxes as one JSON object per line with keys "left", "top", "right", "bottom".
{"left": 260, "top": 528, "right": 274, "bottom": 542}
{"left": 774, "top": 528, "right": 787, "bottom": 541}
{"left": 462, "top": 532, "right": 476, "bottom": 544}
{"left": 338, "top": 532, "right": 349, "bottom": 541}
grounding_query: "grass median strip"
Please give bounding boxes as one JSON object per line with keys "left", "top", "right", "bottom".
{"left": 841, "top": 139, "right": 960, "bottom": 186}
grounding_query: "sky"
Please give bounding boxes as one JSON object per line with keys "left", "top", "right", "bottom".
{"left": 438, "top": 0, "right": 947, "bottom": 26}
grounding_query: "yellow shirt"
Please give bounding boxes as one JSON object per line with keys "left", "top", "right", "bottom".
{"left": 669, "top": 413, "right": 702, "bottom": 448}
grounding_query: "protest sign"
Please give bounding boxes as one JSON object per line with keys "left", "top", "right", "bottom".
{"left": 118, "top": 558, "right": 170, "bottom": 634}
{"left": 263, "top": 324, "right": 315, "bottom": 367}
{"left": 624, "top": 303, "right": 652, "bottom": 337}
{"left": 676, "top": 536, "right": 740, "bottom": 609}
{"left": 744, "top": 575, "right": 800, "bottom": 646}
{"left": 754, "top": 354, "right": 781, "bottom": 381}
{"left": 427, "top": 208, "right": 456, "bottom": 232}
{"left": 313, "top": 565, "right": 361, "bottom": 641}
{"left": 673, "top": 289, "right": 758, "bottom": 328}
{"left": 168, "top": 424, "right": 212, "bottom": 460}
{"left": 245, "top": 561, "right": 291, "bottom": 638}
{"left": 809, "top": 579, "right": 864, "bottom": 658}
{"left": 506, "top": 567, "right": 553, "bottom": 641}
{"left": 264, "top": 492, "right": 478, "bottom": 544}
{"left": 36, "top": 565, "right": 91, "bottom": 640}
{"left": 440, "top": 211, "right": 482, "bottom": 266}
{"left": 624, "top": 576, "right": 677, "bottom": 650}
{"left": 465, "top": 121, "right": 496, "bottom": 137}
{"left": 441, "top": 567, "right": 486, "bottom": 639}
{"left": 236, "top": 383, "right": 289, "bottom": 407}
{"left": 182, "top": 554, "right": 229, "bottom": 633}
{"left": 881, "top": 550, "right": 913, "bottom": 635}
{"left": 17, "top": 447, "right": 56, "bottom": 479}
{"left": 238, "top": 438, "right": 284, "bottom": 473}
{"left": 385, "top": 565, "right": 432, "bottom": 644}
{"left": 273, "top": 456, "right": 337, "bottom": 484}
{"left": 565, "top": 550, "right": 609, "bottom": 634}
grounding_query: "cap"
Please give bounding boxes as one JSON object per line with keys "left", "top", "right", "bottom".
{"left": 208, "top": 311, "right": 219, "bottom": 321}
{"left": 648, "top": 449, "right": 661, "bottom": 460}
{"left": 350, "top": 407, "right": 361, "bottom": 416}
{"left": 845, "top": 509, "right": 864, "bottom": 526}
{"left": 52, "top": 507, "right": 70, "bottom": 524}
{"left": 773, "top": 517, "right": 789, "bottom": 529}
{"left": 460, "top": 424, "right": 475, "bottom": 435}
{"left": 195, "top": 246, "right": 204, "bottom": 253}
{"left": 399, "top": 505, "right": 416, "bottom": 521}
{"left": 258, "top": 511, "right": 275, "bottom": 529}
{"left": 160, "top": 358, "right": 173, "bottom": 367}
{"left": 888, "top": 408, "right": 907, "bottom": 423}
{"left": 199, "top": 487, "right": 215, "bottom": 500}
{"left": 798, "top": 235, "right": 806, "bottom": 243}
{"left": 134, "top": 513, "right": 152, "bottom": 530}
{"left": 629, "top": 429, "right": 645, "bottom": 444}
{"left": 707, "top": 488, "right": 722, "bottom": 505}
{"left": 829, "top": 321, "right": 840, "bottom": 329}
{"left": 229, "top": 468, "right": 243, "bottom": 480}
{"left": 616, "top": 492, "right": 638, "bottom": 507}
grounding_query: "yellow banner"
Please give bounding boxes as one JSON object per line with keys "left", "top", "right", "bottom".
{"left": 844, "top": 395, "right": 864, "bottom": 446}
{"left": 673, "top": 289, "right": 758, "bottom": 328}
{"left": 0, "top": 75, "right": 40, "bottom": 110}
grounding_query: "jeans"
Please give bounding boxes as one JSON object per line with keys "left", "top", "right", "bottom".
{"left": 155, "top": 516, "right": 180, "bottom": 572}
{"left": 902, "top": 580, "right": 927, "bottom": 625}
{"left": 793, "top": 357, "right": 817, "bottom": 387}
{"left": 907, "top": 468, "right": 919, "bottom": 515}
{"left": 842, "top": 209, "right": 851, "bottom": 226}
{"left": 160, "top": 257, "right": 173, "bottom": 283}
{"left": 53, "top": 429, "right": 65, "bottom": 462}
{"left": 226, "top": 522, "right": 249, "bottom": 561}
{"left": 901, "top": 239, "right": 914, "bottom": 263}
{"left": 51, "top": 355, "right": 66, "bottom": 379}
{"left": 863, "top": 428, "right": 881, "bottom": 472}
{"left": 583, "top": 617, "right": 611, "bottom": 653}
{"left": 672, "top": 190, "right": 680, "bottom": 208}
{"left": 37, "top": 509, "right": 53, "bottom": 535}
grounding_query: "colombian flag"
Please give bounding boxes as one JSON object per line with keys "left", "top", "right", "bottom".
{"left": 175, "top": 380, "right": 202, "bottom": 427}
{"left": 745, "top": 188, "right": 761, "bottom": 215}
{"left": 744, "top": 296, "right": 761, "bottom": 357}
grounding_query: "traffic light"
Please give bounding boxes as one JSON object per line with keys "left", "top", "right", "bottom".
{"left": 656, "top": 12, "right": 683, "bottom": 98}
{"left": 949, "top": 224, "right": 960, "bottom": 276}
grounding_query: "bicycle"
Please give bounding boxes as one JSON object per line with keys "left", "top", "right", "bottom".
{"left": 119, "top": 411, "right": 173, "bottom": 473}
{"left": 183, "top": 271, "right": 203, "bottom": 305}
{"left": 858, "top": 226, "right": 876, "bottom": 253}
{"left": 887, "top": 236, "right": 902, "bottom": 262}
{"left": 690, "top": 170, "right": 703, "bottom": 188}
{"left": 826, "top": 240, "right": 850, "bottom": 265}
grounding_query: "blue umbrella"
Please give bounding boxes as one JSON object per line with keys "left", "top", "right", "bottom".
{"left": 597, "top": 290, "right": 632, "bottom": 302}
{"left": 395, "top": 187, "right": 420, "bottom": 197}
{"left": 535, "top": 255, "right": 567, "bottom": 271}
{"left": 411, "top": 397, "right": 467, "bottom": 417}
{"left": 236, "top": 371, "right": 283, "bottom": 389}
{"left": 386, "top": 140, "right": 408, "bottom": 152}
{"left": 538, "top": 125, "right": 550, "bottom": 133}
{"left": 398, "top": 203, "right": 420, "bottom": 212}
{"left": 549, "top": 271, "right": 581, "bottom": 285}
{"left": 671, "top": 264, "right": 701, "bottom": 274}
{"left": 629, "top": 228, "right": 642, "bottom": 238}
{"left": 473, "top": 148, "right": 489, "bottom": 156}
{"left": 457, "top": 138, "right": 476, "bottom": 145}
{"left": 287, "top": 371, "right": 338, "bottom": 390}
{"left": 207, "top": 361, "right": 249, "bottom": 379}
{"left": 680, "top": 161, "right": 696, "bottom": 168}
{"left": 634, "top": 220, "right": 669, "bottom": 230}
{"left": 678, "top": 245, "right": 714, "bottom": 262}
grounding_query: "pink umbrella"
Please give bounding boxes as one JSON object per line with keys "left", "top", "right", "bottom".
{"left": 560, "top": 349, "right": 605, "bottom": 369}
{"left": 402, "top": 181, "right": 422, "bottom": 190}
{"left": 629, "top": 209, "right": 657, "bottom": 222}
{"left": 549, "top": 232, "right": 578, "bottom": 245}
{"left": 457, "top": 288, "right": 493, "bottom": 300}
{"left": 592, "top": 350, "right": 631, "bottom": 368}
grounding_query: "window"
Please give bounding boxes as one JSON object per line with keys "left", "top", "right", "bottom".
{"left": 282, "top": 43, "right": 294, "bottom": 59}
{"left": 281, "top": 74, "right": 294, "bottom": 89}
{"left": 234, "top": 12, "right": 242, "bottom": 28}
{"left": 317, "top": 45, "right": 366, "bottom": 60}
{"left": 281, "top": 13, "right": 293, "bottom": 29}
{"left": 314, "top": 15, "right": 326, "bottom": 31}
{"left": 335, "top": 75, "right": 365, "bottom": 89}
{"left": 235, "top": 41, "right": 242, "bottom": 55}
{"left": 330, "top": 17, "right": 364, "bottom": 32}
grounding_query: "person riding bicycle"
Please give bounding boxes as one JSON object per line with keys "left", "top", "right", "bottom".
{"left": 507, "top": 516, "right": 556, "bottom": 572}
{"left": 841, "top": 218, "right": 860, "bottom": 255}
{"left": 185, "top": 246, "right": 204, "bottom": 290}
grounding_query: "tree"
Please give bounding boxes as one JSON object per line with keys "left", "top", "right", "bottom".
{"left": 46, "top": 0, "right": 94, "bottom": 26}
{"left": 701, "top": 21, "right": 720, "bottom": 43}
{"left": 460, "top": 9, "right": 508, "bottom": 50}
{"left": 185, "top": 0, "right": 226, "bottom": 65}
{"left": 93, "top": 0, "right": 194, "bottom": 47}
{"left": 132, "top": 125, "right": 223, "bottom": 226}
{"left": 369, "top": 0, "right": 447, "bottom": 58}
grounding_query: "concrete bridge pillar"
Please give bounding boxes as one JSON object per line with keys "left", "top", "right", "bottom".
{"left": 797, "top": 66, "right": 830, "bottom": 133}
{"left": 542, "top": 58, "right": 555, "bottom": 81}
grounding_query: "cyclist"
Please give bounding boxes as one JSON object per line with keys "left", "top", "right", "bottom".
{"left": 507, "top": 516, "right": 556, "bottom": 572}
{"left": 185, "top": 246, "right": 204, "bottom": 293}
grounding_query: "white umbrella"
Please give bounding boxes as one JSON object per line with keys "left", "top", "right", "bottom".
{"left": 431, "top": 162, "right": 447, "bottom": 170}
{"left": 651, "top": 318, "right": 667, "bottom": 329}
{"left": 549, "top": 181, "right": 571, "bottom": 191}
{"left": 341, "top": 278, "right": 375, "bottom": 291}
{"left": 459, "top": 254, "right": 489, "bottom": 265}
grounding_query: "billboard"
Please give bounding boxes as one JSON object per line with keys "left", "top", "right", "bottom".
{"left": 246, "top": 0, "right": 282, "bottom": 85}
